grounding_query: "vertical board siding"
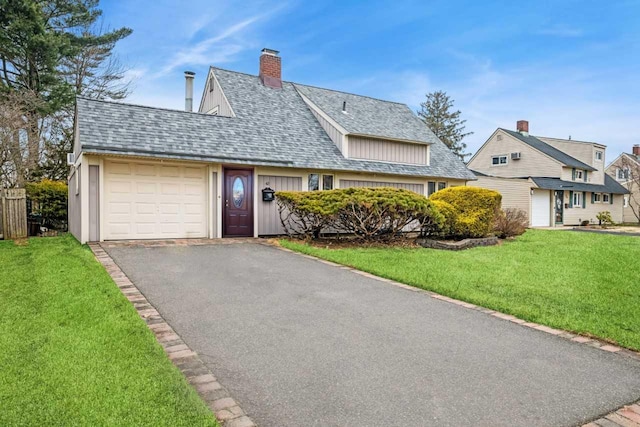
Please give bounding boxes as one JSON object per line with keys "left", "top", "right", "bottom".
{"left": 308, "top": 108, "right": 343, "bottom": 151}
{"left": 348, "top": 136, "right": 428, "bottom": 165}
{"left": 469, "top": 177, "right": 532, "bottom": 220}
{"left": 0, "top": 188, "right": 27, "bottom": 239}
{"left": 199, "top": 72, "right": 234, "bottom": 116}
{"left": 339, "top": 179, "right": 424, "bottom": 195}
{"left": 68, "top": 169, "right": 81, "bottom": 241}
{"left": 258, "top": 175, "right": 302, "bottom": 235}
{"left": 89, "top": 165, "right": 100, "bottom": 241}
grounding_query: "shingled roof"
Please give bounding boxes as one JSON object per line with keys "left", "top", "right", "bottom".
{"left": 531, "top": 175, "right": 629, "bottom": 194}
{"left": 501, "top": 129, "right": 597, "bottom": 171}
{"left": 293, "top": 83, "right": 439, "bottom": 144}
{"left": 76, "top": 68, "right": 475, "bottom": 180}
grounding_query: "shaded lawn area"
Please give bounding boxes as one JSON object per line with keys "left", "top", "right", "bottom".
{"left": 0, "top": 235, "right": 217, "bottom": 426}
{"left": 281, "top": 230, "right": 640, "bottom": 351}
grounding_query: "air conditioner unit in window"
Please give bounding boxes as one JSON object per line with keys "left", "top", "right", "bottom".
{"left": 511, "top": 152, "right": 522, "bottom": 160}
{"left": 66, "top": 153, "right": 75, "bottom": 165}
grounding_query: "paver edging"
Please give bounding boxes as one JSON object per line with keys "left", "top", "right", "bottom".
{"left": 89, "top": 243, "right": 257, "bottom": 427}
{"left": 265, "top": 241, "right": 640, "bottom": 426}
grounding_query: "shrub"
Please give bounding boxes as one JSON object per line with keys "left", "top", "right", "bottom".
{"left": 276, "top": 187, "right": 439, "bottom": 241}
{"left": 494, "top": 208, "right": 528, "bottom": 238}
{"left": 422, "top": 199, "right": 455, "bottom": 237}
{"left": 25, "top": 179, "right": 68, "bottom": 230}
{"left": 430, "top": 186, "right": 502, "bottom": 238}
{"left": 596, "top": 211, "right": 613, "bottom": 227}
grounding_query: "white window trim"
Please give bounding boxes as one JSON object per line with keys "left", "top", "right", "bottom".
{"left": 624, "top": 195, "right": 629, "bottom": 207}
{"left": 308, "top": 173, "right": 334, "bottom": 191}
{"left": 595, "top": 151, "right": 603, "bottom": 161}
{"left": 602, "top": 193, "right": 610, "bottom": 203}
{"left": 491, "top": 155, "right": 508, "bottom": 166}
{"left": 573, "top": 192, "right": 582, "bottom": 208}
{"left": 593, "top": 193, "right": 601, "bottom": 203}
{"left": 575, "top": 170, "right": 584, "bottom": 180}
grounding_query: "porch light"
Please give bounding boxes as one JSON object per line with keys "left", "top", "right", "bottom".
{"left": 262, "top": 187, "right": 275, "bottom": 202}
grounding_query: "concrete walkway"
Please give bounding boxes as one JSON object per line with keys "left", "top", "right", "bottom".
{"left": 104, "top": 242, "right": 640, "bottom": 427}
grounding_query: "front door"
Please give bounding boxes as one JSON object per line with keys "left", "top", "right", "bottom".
{"left": 223, "top": 168, "right": 254, "bottom": 237}
{"left": 554, "top": 191, "right": 564, "bottom": 224}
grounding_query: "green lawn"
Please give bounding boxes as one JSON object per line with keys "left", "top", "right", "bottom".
{"left": 281, "top": 230, "right": 640, "bottom": 351}
{"left": 0, "top": 235, "right": 218, "bottom": 426}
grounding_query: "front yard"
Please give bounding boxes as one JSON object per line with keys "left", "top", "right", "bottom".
{"left": 282, "top": 230, "right": 640, "bottom": 351}
{"left": 0, "top": 235, "right": 217, "bottom": 426}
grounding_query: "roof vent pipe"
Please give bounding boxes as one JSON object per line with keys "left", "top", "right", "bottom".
{"left": 184, "top": 71, "right": 195, "bottom": 112}
{"left": 342, "top": 101, "right": 347, "bottom": 113}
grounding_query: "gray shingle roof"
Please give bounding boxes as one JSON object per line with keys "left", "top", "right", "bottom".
{"left": 77, "top": 68, "right": 475, "bottom": 180}
{"left": 531, "top": 175, "right": 629, "bottom": 194}
{"left": 293, "top": 83, "right": 439, "bottom": 144}
{"left": 501, "top": 129, "right": 597, "bottom": 171}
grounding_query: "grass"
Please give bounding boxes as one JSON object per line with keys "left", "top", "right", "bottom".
{"left": 281, "top": 230, "right": 640, "bottom": 351}
{"left": 0, "top": 235, "right": 218, "bottom": 427}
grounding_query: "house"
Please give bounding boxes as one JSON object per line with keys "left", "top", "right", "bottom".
{"left": 68, "top": 48, "right": 475, "bottom": 243}
{"left": 467, "top": 121, "right": 629, "bottom": 227}
{"left": 605, "top": 145, "right": 640, "bottom": 223}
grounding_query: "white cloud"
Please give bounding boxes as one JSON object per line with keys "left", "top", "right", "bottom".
{"left": 537, "top": 25, "right": 584, "bottom": 38}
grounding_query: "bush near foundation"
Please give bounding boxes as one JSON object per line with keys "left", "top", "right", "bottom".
{"left": 429, "top": 187, "right": 502, "bottom": 239}
{"left": 25, "top": 179, "right": 68, "bottom": 230}
{"left": 494, "top": 208, "right": 528, "bottom": 238}
{"left": 276, "top": 187, "right": 440, "bottom": 240}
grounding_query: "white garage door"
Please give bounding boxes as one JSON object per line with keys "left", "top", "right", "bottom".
{"left": 531, "top": 189, "right": 551, "bottom": 227}
{"left": 104, "top": 160, "right": 207, "bottom": 240}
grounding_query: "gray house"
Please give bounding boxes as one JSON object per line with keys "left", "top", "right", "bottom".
{"left": 69, "top": 49, "right": 474, "bottom": 243}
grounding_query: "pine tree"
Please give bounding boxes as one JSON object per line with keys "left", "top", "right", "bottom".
{"left": 417, "top": 91, "right": 473, "bottom": 160}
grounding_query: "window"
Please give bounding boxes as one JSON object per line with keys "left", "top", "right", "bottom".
{"left": 491, "top": 155, "right": 507, "bottom": 166}
{"left": 602, "top": 194, "right": 610, "bottom": 203}
{"left": 595, "top": 151, "right": 603, "bottom": 161}
{"left": 322, "top": 175, "right": 334, "bottom": 190}
{"left": 624, "top": 195, "right": 629, "bottom": 208}
{"left": 617, "top": 168, "right": 630, "bottom": 180}
{"left": 572, "top": 192, "right": 582, "bottom": 208}
{"left": 438, "top": 182, "right": 447, "bottom": 191}
{"left": 594, "top": 193, "right": 601, "bottom": 203}
{"left": 428, "top": 181, "right": 436, "bottom": 196}
{"left": 575, "top": 170, "right": 583, "bottom": 180}
{"left": 309, "top": 174, "right": 333, "bottom": 191}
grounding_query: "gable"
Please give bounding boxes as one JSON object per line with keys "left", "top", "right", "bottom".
{"left": 198, "top": 68, "right": 235, "bottom": 116}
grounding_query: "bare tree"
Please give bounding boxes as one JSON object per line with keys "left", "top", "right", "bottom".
{"left": 619, "top": 155, "right": 640, "bottom": 223}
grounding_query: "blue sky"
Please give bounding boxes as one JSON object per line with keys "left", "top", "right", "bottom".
{"left": 100, "top": 0, "right": 640, "bottom": 159}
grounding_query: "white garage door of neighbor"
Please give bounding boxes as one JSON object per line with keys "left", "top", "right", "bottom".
{"left": 104, "top": 161, "right": 207, "bottom": 240}
{"left": 531, "top": 189, "right": 551, "bottom": 227}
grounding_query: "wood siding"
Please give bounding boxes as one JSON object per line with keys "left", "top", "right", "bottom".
{"left": 68, "top": 167, "right": 81, "bottom": 241}
{"left": 469, "top": 176, "right": 532, "bottom": 220}
{"left": 199, "top": 71, "right": 234, "bottom": 116}
{"left": 0, "top": 188, "right": 27, "bottom": 239}
{"left": 348, "top": 136, "right": 428, "bottom": 165}
{"left": 258, "top": 175, "right": 302, "bottom": 235}
{"left": 340, "top": 179, "right": 424, "bottom": 195}
{"left": 308, "top": 107, "right": 343, "bottom": 151}
{"left": 468, "top": 130, "right": 562, "bottom": 178}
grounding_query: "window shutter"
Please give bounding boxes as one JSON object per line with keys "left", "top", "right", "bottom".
{"left": 584, "top": 171, "right": 588, "bottom": 182}
{"left": 572, "top": 168, "right": 576, "bottom": 180}
{"left": 582, "top": 192, "right": 586, "bottom": 209}
{"left": 569, "top": 191, "right": 573, "bottom": 208}
{"left": 610, "top": 194, "right": 614, "bottom": 204}
{"left": 591, "top": 192, "right": 595, "bottom": 203}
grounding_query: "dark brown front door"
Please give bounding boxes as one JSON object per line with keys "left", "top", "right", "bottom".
{"left": 223, "top": 168, "right": 254, "bottom": 237}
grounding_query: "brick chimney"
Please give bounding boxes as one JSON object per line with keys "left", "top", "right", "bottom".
{"left": 633, "top": 144, "right": 640, "bottom": 157}
{"left": 517, "top": 120, "right": 529, "bottom": 136}
{"left": 259, "top": 48, "right": 282, "bottom": 89}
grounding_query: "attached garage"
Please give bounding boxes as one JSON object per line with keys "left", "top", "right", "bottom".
{"left": 104, "top": 160, "right": 208, "bottom": 240}
{"left": 531, "top": 189, "right": 551, "bottom": 227}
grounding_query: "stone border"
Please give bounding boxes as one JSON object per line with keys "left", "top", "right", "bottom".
{"left": 271, "top": 243, "right": 640, "bottom": 426}
{"left": 89, "top": 243, "right": 257, "bottom": 427}
{"left": 416, "top": 236, "right": 499, "bottom": 250}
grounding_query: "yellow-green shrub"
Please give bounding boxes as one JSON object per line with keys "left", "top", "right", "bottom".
{"left": 422, "top": 199, "right": 455, "bottom": 237}
{"left": 430, "top": 186, "right": 502, "bottom": 238}
{"left": 276, "top": 187, "right": 439, "bottom": 240}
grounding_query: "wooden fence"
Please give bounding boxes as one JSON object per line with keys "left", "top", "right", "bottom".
{"left": 0, "top": 188, "right": 27, "bottom": 240}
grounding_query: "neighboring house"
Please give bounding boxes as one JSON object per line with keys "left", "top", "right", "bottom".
{"left": 467, "top": 121, "right": 629, "bottom": 227}
{"left": 605, "top": 145, "right": 640, "bottom": 223}
{"left": 68, "top": 48, "right": 474, "bottom": 243}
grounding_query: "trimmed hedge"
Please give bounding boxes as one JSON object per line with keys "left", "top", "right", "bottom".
{"left": 276, "top": 187, "right": 439, "bottom": 240}
{"left": 25, "top": 179, "right": 68, "bottom": 230}
{"left": 429, "top": 186, "right": 502, "bottom": 238}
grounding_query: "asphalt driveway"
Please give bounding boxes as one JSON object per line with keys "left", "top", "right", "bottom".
{"left": 104, "top": 242, "right": 640, "bottom": 427}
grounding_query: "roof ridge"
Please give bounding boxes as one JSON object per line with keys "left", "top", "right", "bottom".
{"left": 293, "top": 82, "right": 408, "bottom": 106}
{"left": 76, "top": 96, "right": 235, "bottom": 119}
{"left": 536, "top": 135, "right": 605, "bottom": 147}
